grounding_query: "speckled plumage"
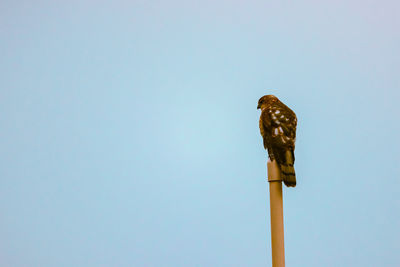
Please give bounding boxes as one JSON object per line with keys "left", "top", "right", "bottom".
{"left": 257, "top": 95, "right": 297, "bottom": 187}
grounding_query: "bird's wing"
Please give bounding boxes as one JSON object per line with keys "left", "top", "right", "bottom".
{"left": 262, "top": 102, "right": 297, "bottom": 148}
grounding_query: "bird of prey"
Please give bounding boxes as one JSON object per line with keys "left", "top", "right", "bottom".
{"left": 257, "top": 95, "right": 297, "bottom": 187}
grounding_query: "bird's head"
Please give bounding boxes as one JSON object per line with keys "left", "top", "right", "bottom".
{"left": 257, "top": 95, "right": 278, "bottom": 110}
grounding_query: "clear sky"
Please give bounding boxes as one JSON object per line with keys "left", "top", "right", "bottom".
{"left": 1, "top": 0, "right": 399, "bottom": 266}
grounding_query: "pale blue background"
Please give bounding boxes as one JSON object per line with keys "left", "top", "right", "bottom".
{"left": 1, "top": 1, "right": 399, "bottom": 266}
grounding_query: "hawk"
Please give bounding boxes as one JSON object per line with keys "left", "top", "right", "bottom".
{"left": 257, "top": 95, "right": 297, "bottom": 187}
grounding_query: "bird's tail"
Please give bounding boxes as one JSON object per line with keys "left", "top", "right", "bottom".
{"left": 280, "top": 150, "right": 296, "bottom": 187}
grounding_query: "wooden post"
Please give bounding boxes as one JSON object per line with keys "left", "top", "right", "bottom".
{"left": 267, "top": 159, "right": 285, "bottom": 267}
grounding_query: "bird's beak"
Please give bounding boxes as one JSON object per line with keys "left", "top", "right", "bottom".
{"left": 257, "top": 104, "right": 261, "bottom": 109}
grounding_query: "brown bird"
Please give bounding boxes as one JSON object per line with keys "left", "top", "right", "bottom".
{"left": 257, "top": 95, "right": 297, "bottom": 187}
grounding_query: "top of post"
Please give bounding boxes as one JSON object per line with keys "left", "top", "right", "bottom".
{"left": 267, "top": 159, "right": 282, "bottom": 182}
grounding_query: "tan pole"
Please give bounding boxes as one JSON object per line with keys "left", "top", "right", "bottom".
{"left": 267, "top": 159, "right": 285, "bottom": 267}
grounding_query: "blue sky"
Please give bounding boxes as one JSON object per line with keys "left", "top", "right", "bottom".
{"left": 1, "top": 0, "right": 399, "bottom": 266}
